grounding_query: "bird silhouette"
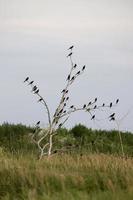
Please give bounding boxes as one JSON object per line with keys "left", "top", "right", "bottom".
{"left": 83, "top": 104, "right": 86, "bottom": 109}
{"left": 116, "top": 99, "right": 119, "bottom": 104}
{"left": 94, "top": 98, "right": 97, "bottom": 102}
{"left": 66, "top": 97, "right": 69, "bottom": 101}
{"left": 64, "top": 103, "right": 66, "bottom": 106}
{"left": 109, "top": 113, "right": 115, "bottom": 118}
{"left": 91, "top": 115, "right": 95, "bottom": 120}
{"left": 76, "top": 71, "right": 80, "bottom": 75}
{"left": 68, "top": 45, "right": 74, "bottom": 51}
{"left": 67, "top": 74, "right": 70, "bottom": 81}
{"left": 38, "top": 98, "right": 43, "bottom": 102}
{"left": 110, "top": 102, "right": 112, "bottom": 108}
{"left": 61, "top": 89, "right": 66, "bottom": 93}
{"left": 34, "top": 89, "right": 39, "bottom": 94}
{"left": 67, "top": 52, "right": 72, "bottom": 57}
{"left": 82, "top": 65, "right": 86, "bottom": 71}
{"left": 63, "top": 110, "right": 66, "bottom": 113}
{"left": 102, "top": 103, "right": 105, "bottom": 107}
{"left": 110, "top": 117, "right": 115, "bottom": 121}
{"left": 70, "top": 105, "right": 74, "bottom": 109}
{"left": 71, "top": 76, "right": 75, "bottom": 81}
{"left": 65, "top": 90, "right": 68, "bottom": 94}
{"left": 73, "top": 64, "right": 77, "bottom": 68}
{"left": 36, "top": 121, "right": 40, "bottom": 125}
{"left": 28, "top": 80, "right": 34, "bottom": 85}
{"left": 59, "top": 123, "right": 62, "bottom": 128}
{"left": 24, "top": 77, "right": 29, "bottom": 82}
{"left": 88, "top": 102, "right": 92, "bottom": 106}
{"left": 94, "top": 105, "right": 97, "bottom": 109}
{"left": 32, "top": 86, "right": 37, "bottom": 92}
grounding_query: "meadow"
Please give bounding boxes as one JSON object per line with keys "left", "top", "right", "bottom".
{"left": 0, "top": 123, "right": 133, "bottom": 200}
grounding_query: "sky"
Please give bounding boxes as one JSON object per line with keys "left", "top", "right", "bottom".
{"left": 0, "top": 0, "right": 133, "bottom": 131}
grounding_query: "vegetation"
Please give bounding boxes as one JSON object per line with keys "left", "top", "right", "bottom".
{"left": 0, "top": 123, "right": 133, "bottom": 199}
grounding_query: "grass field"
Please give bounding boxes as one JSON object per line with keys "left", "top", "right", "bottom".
{"left": 0, "top": 148, "right": 133, "bottom": 200}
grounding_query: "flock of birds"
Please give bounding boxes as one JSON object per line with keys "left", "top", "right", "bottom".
{"left": 23, "top": 45, "right": 119, "bottom": 128}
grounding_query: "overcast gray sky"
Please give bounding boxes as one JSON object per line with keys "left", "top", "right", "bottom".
{"left": 0, "top": 0, "right": 133, "bottom": 131}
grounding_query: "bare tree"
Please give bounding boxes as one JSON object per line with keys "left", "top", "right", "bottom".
{"left": 24, "top": 46, "right": 119, "bottom": 159}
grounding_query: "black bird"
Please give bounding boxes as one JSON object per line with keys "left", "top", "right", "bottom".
{"left": 82, "top": 65, "right": 86, "bottom": 71}
{"left": 28, "top": 80, "right": 34, "bottom": 85}
{"left": 116, "top": 99, "right": 119, "bottom": 104}
{"left": 61, "top": 89, "right": 66, "bottom": 93}
{"left": 63, "top": 110, "right": 66, "bottom": 113}
{"left": 36, "top": 121, "right": 40, "bottom": 126}
{"left": 94, "top": 105, "right": 97, "bottom": 109}
{"left": 34, "top": 89, "right": 39, "bottom": 94}
{"left": 70, "top": 105, "right": 74, "bottom": 109}
{"left": 68, "top": 45, "right": 74, "bottom": 51}
{"left": 83, "top": 104, "right": 86, "bottom": 109}
{"left": 59, "top": 123, "right": 62, "bottom": 128}
{"left": 38, "top": 98, "right": 43, "bottom": 102}
{"left": 66, "top": 97, "right": 69, "bottom": 101}
{"left": 109, "top": 113, "right": 115, "bottom": 118}
{"left": 64, "top": 103, "right": 66, "bottom": 107}
{"left": 94, "top": 98, "right": 97, "bottom": 102}
{"left": 62, "top": 97, "right": 65, "bottom": 102}
{"left": 71, "top": 76, "right": 75, "bottom": 81}
{"left": 24, "top": 77, "right": 29, "bottom": 82}
{"left": 91, "top": 115, "right": 95, "bottom": 120}
{"left": 110, "top": 117, "right": 115, "bottom": 121}
{"left": 102, "top": 103, "right": 105, "bottom": 107}
{"left": 110, "top": 102, "right": 113, "bottom": 108}
{"left": 67, "top": 52, "right": 72, "bottom": 57}
{"left": 59, "top": 109, "right": 63, "bottom": 114}
{"left": 65, "top": 90, "right": 68, "bottom": 94}
{"left": 88, "top": 102, "right": 92, "bottom": 106}
{"left": 32, "top": 86, "right": 37, "bottom": 92}
{"left": 67, "top": 74, "right": 70, "bottom": 81}
{"left": 76, "top": 71, "right": 80, "bottom": 75}
{"left": 73, "top": 64, "right": 77, "bottom": 68}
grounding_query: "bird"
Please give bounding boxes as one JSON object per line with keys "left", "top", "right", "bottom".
{"left": 82, "top": 65, "right": 86, "bottom": 71}
{"left": 63, "top": 110, "right": 66, "bottom": 113}
{"left": 38, "top": 98, "right": 43, "bottom": 102}
{"left": 67, "top": 74, "right": 70, "bottom": 81}
{"left": 71, "top": 76, "right": 75, "bottom": 81}
{"left": 91, "top": 115, "right": 95, "bottom": 120}
{"left": 34, "top": 89, "right": 39, "bottom": 94}
{"left": 83, "top": 104, "right": 86, "bottom": 109}
{"left": 62, "top": 97, "right": 65, "bottom": 102}
{"left": 65, "top": 90, "right": 68, "bottom": 94}
{"left": 110, "top": 117, "right": 115, "bottom": 121}
{"left": 58, "top": 123, "right": 62, "bottom": 128}
{"left": 68, "top": 45, "right": 74, "bottom": 51}
{"left": 116, "top": 99, "right": 119, "bottom": 104}
{"left": 67, "top": 52, "right": 72, "bottom": 57}
{"left": 94, "top": 98, "right": 97, "bottom": 102}
{"left": 61, "top": 89, "right": 66, "bottom": 93}
{"left": 110, "top": 102, "right": 112, "bottom": 108}
{"left": 59, "top": 109, "right": 63, "bottom": 114}
{"left": 102, "top": 103, "right": 105, "bottom": 107}
{"left": 24, "top": 77, "right": 29, "bottom": 82}
{"left": 66, "top": 97, "right": 69, "bottom": 101}
{"left": 32, "top": 86, "right": 37, "bottom": 92}
{"left": 36, "top": 121, "right": 40, "bottom": 126}
{"left": 76, "top": 71, "right": 80, "bottom": 75}
{"left": 28, "top": 80, "right": 34, "bottom": 85}
{"left": 73, "top": 64, "right": 77, "bottom": 68}
{"left": 88, "top": 102, "right": 92, "bottom": 106}
{"left": 64, "top": 103, "right": 66, "bottom": 107}
{"left": 94, "top": 105, "right": 97, "bottom": 109}
{"left": 109, "top": 113, "right": 115, "bottom": 118}
{"left": 70, "top": 105, "right": 74, "bottom": 109}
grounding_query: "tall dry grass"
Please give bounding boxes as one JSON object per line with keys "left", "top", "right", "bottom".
{"left": 0, "top": 148, "right": 133, "bottom": 200}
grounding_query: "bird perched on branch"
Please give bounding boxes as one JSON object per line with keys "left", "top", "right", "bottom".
{"left": 76, "top": 71, "right": 80, "bottom": 75}
{"left": 102, "top": 103, "right": 105, "bottom": 107}
{"left": 66, "top": 97, "right": 69, "bottom": 101}
{"left": 71, "top": 76, "right": 75, "bottom": 81}
{"left": 36, "top": 121, "right": 40, "bottom": 126}
{"left": 31, "top": 86, "right": 37, "bottom": 92}
{"left": 83, "top": 104, "right": 86, "bottom": 109}
{"left": 38, "top": 98, "right": 43, "bottom": 102}
{"left": 116, "top": 99, "right": 119, "bottom": 104}
{"left": 82, "top": 65, "right": 86, "bottom": 71}
{"left": 67, "top": 74, "right": 70, "bottom": 81}
{"left": 28, "top": 80, "right": 34, "bottom": 85}
{"left": 110, "top": 102, "right": 112, "bottom": 108}
{"left": 70, "top": 105, "right": 74, "bottom": 109}
{"left": 61, "top": 89, "right": 66, "bottom": 93}
{"left": 109, "top": 113, "right": 115, "bottom": 118}
{"left": 94, "top": 105, "right": 97, "bottom": 109}
{"left": 94, "top": 98, "right": 97, "bottom": 102}
{"left": 68, "top": 45, "right": 74, "bottom": 51}
{"left": 73, "top": 64, "right": 77, "bottom": 68}
{"left": 88, "top": 102, "right": 92, "bottom": 106}
{"left": 24, "top": 77, "right": 29, "bottom": 82}
{"left": 67, "top": 52, "right": 72, "bottom": 57}
{"left": 34, "top": 89, "right": 39, "bottom": 94}
{"left": 110, "top": 117, "right": 115, "bottom": 121}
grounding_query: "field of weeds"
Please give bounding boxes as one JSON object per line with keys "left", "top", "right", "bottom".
{"left": 0, "top": 148, "right": 133, "bottom": 200}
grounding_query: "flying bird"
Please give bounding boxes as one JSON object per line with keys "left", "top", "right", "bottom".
{"left": 68, "top": 45, "right": 74, "bottom": 51}
{"left": 91, "top": 115, "right": 95, "bottom": 120}
{"left": 24, "top": 77, "right": 29, "bottom": 82}
{"left": 116, "top": 99, "right": 119, "bottom": 104}
{"left": 67, "top": 52, "right": 72, "bottom": 57}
